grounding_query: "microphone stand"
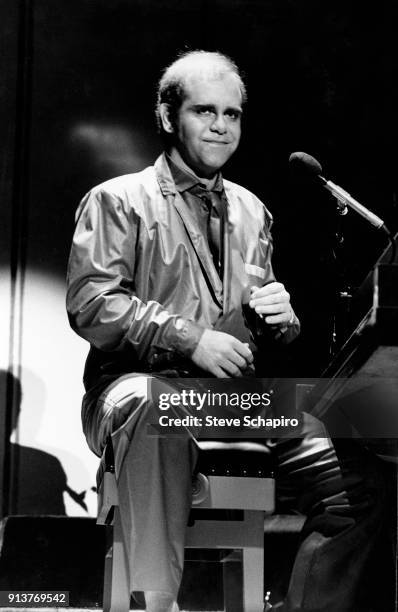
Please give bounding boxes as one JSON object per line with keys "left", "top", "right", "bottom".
{"left": 324, "top": 184, "right": 396, "bottom": 358}
{"left": 329, "top": 203, "right": 353, "bottom": 359}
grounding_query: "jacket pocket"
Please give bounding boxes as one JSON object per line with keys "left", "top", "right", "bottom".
{"left": 244, "top": 263, "right": 266, "bottom": 279}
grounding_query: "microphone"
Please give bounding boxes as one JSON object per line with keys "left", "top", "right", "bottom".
{"left": 289, "top": 151, "right": 385, "bottom": 229}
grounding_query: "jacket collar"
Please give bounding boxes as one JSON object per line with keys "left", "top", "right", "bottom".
{"left": 154, "top": 152, "right": 223, "bottom": 195}
{"left": 154, "top": 153, "right": 178, "bottom": 196}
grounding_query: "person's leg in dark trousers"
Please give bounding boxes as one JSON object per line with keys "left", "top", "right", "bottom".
{"left": 87, "top": 374, "right": 200, "bottom": 606}
{"left": 275, "top": 412, "right": 387, "bottom": 612}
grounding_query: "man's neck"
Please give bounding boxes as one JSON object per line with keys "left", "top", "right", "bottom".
{"left": 168, "top": 147, "right": 218, "bottom": 190}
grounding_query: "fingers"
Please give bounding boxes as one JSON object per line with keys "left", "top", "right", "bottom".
{"left": 211, "top": 342, "right": 253, "bottom": 377}
{"left": 251, "top": 291, "right": 290, "bottom": 306}
{"left": 250, "top": 285, "right": 290, "bottom": 306}
{"left": 229, "top": 352, "right": 248, "bottom": 370}
{"left": 250, "top": 282, "right": 285, "bottom": 298}
{"left": 249, "top": 282, "right": 291, "bottom": 324}
{"left": 221, "top": 359, "right": 243, "bottom": 377}
{"left": 251, "top": 302, "right": 291, "bottom": 316}
{"left": 250, "top": 302, "right": 292, "bottom": 324}
{"left": 192, "top": 331, "right": 254, "bottom": 378}
{"left": 213, "top": 365, "right": 231, "bottom": 378}
{"left": 263, "top": 313, "right": 291, "bottom": 325}
{"left": 232, "top": 340, "right": 254, "bottom": 364}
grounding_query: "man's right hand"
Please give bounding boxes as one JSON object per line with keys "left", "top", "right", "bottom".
{"left": 191, "top": 329, "right": 253, "bottom": 378}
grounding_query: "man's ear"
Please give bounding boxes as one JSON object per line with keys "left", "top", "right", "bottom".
{"left": 159, "top": 103, "right": 174, "bottom": 134}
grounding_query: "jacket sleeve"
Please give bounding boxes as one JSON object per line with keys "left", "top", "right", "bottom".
{"left": 66, "top": 187, "right": 204, "bottom": 361}
{"left": 255, "top": 204, "right": 301, "bottom": 345}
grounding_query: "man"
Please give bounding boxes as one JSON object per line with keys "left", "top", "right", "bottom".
{"left": 67, "top": 51, "right": 385, "bottom": 611}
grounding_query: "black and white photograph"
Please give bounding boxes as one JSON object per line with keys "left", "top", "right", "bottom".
{"left": 1, "top": 1, "right": 397, "bottom": 611}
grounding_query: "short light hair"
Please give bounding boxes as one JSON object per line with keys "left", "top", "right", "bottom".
{"left": 156, "top": 50, "right": 247, "bottom": 133}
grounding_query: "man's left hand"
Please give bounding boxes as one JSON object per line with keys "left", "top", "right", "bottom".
{"left": 248, "top": 281, "right": 293, "bottom": 326}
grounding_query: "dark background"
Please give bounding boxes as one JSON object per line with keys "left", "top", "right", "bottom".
{"left": 2, "top": 0, "right": 397, "bottom": 375}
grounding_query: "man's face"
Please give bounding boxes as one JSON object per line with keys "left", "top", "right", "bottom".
{"left": 169, "top": 72, "right": 242, "bottom": 178}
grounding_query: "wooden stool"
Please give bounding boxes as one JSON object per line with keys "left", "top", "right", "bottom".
{"left": 97, "top": 439, "right": 275, "bottom": 612}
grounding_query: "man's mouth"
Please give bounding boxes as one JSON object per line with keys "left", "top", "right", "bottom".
{"left": 203, "top": 140, "right": 230, "bottom": 145}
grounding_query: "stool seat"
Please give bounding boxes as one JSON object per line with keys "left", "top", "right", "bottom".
{"left": 197, "top": 440, "right": 275, "bottom": 477}
{"left": 97, "top": 439, "right": 275, "bottom": 484}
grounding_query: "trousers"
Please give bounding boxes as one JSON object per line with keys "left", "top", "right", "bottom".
{"left": 85, "top": 373, "right": 387, "bottom": 612}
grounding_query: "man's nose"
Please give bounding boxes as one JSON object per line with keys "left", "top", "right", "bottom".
{"left": 210, "top": 113, "right": 227, "bottom": 133}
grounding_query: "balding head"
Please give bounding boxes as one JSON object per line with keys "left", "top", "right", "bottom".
{"left": 156, "top": 50, "right": 247, "bottom": 134}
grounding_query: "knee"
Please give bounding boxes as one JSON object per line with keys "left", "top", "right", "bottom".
{"left": 88, "top": 375, "right": 154, "bottom": 456}
{"left": 103, "top": 375, "right": 153, "bottom": 430}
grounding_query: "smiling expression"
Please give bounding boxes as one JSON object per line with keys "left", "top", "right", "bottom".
{"left": 161, "top": 72, "right": 243, "bottom": 178}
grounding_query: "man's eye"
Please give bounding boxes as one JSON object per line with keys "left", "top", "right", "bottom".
{"left": 226, "top": 111, "right": 240, "bottom": 120}
{"left": 197, "top": 108, "right": 213, "bottom": 115}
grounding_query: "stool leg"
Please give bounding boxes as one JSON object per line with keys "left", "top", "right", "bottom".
{"left": 223, "top": 552, "right": 242, "bottom": 612}
{"left": 103, "top": 507, "right": 131, "bottom": 612}
{"left": 242, "top": 511, "right": 264, "bottom": 612}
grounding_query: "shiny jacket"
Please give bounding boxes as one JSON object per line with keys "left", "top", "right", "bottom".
{"left": 66, "top": 153, "right": 300, "bottom": 392}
